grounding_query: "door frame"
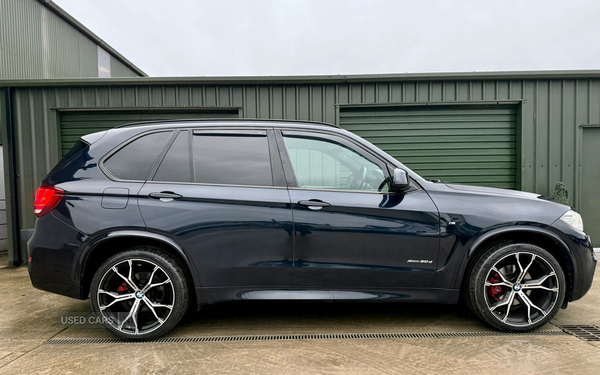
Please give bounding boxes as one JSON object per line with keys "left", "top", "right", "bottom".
{"left": 273, "top": 127, "right": 441, "bottom": 288}
{"left": 577, "top": 124, "right": 600, "bottom": 211}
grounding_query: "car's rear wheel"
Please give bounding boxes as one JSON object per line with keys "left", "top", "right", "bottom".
{"left": 90, "top": 247, "right": 189, "bottom": 340}
{"left": 467, "top": 243, "right": 566, "bottom": 331}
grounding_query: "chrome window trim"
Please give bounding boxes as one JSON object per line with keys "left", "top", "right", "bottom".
{"left": 143, "top": 180, "right": 288, "bottom": 190}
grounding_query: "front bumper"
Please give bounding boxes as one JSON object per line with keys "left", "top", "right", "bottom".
{"left": 550, "top": 220, "right": 596, "bottom": 302}
{"left": 571, "top": 237, "right": 596, "bottom": 301}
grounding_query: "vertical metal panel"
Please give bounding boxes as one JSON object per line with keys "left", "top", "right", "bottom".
{"left": 109, "top": 56, "right": 140, "bottom": 78}
{"left": 0, "top": 0, "right": 43, "bottom": 78}
{"left": 562, "top": 80, "right": 576, "bottom": 193}
{"left": 0, "top": 0, "right": 140, "bottom": 78}
{"left": 0, "top": 89, "right": 12, "bottom": 259}
{"left": 520, "top": 81, "right": 536, "bottom": 193}
{"left": 580, "top": 127, "right": 600, "bottom": 240}
{"left": 6, "top": 76, "right": 600, "bottom": 260}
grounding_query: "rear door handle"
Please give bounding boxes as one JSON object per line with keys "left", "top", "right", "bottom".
{"left": 298, "top": 200, "right": 331, "bottom": 210}
{"left": 149, "top": 191, "right": 183, "bottom": 202}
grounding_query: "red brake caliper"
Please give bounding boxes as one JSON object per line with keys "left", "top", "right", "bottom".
{"left": 488, "top": 271, "right": 503, "bottom": 301}
{"left": 117, "top": 282, "right": 129, "bottom": 293}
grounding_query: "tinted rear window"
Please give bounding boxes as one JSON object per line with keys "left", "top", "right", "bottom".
{"left": 153, "top": 131, "right": 192, "bottom": 183}
{"left": 192, "top": 133, "right": 273, "bottom": 186}
{"left": 104, "top": 131, "right": 171, "bottom": 180}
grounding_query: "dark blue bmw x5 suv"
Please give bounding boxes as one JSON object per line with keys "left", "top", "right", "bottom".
{"left": 28, "top": 119, "right": 596, "bottom": 340}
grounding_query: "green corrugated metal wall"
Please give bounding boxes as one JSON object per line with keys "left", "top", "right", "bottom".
{"left": 339, "top": 105, "right": 517, "bottom": 188}
{"left": 580, "top": 127, "right": 600, "bottom": 241}
{"left": 60, "top": 109, "right": 240, "bottom": 155}
{"left": 109, "top": 56, "right": 143, "bottom": 79}
{"left": 0, "top": 0, "right": 142, "bottom": 79}
{"left": 2, "top": 76, "right": 600, "bottom": 262}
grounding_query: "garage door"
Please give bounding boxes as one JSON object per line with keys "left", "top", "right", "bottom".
{"left": 60, "top": 109, "right": 240, "bottom": 155}
{"left": 339, "top": 105, "right": 517, "bottom": 189}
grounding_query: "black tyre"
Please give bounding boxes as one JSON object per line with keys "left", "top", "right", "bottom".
{"left": 468, "top": 243, "right": 566, "bottom": 331}
{"left": 90, "top": 247, "right": 189, "bottom": 340}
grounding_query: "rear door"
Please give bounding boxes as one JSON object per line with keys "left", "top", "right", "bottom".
{"left": 277, "top": 129, "right": 440, "bottom": 288}
{"left": 138, "top": 128, "right": 294, "bottom": 287}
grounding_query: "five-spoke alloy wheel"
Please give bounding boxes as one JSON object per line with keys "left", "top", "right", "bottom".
{"left": 467, "top": 243, "right": 566, "bottom": 331}
{"left": 90, "top": 248, "right": 189, "bottom": 340}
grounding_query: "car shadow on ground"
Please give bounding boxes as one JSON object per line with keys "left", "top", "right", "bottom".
{"left": 170, "top": 299, "right": 489, "bottom": 337}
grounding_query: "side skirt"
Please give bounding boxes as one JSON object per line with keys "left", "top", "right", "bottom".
{"left": 196, "top": 287, "right": 460, "bottom": 307}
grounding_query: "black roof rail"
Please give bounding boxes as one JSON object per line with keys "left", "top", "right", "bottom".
{"left": 113, "top": 118, "right": 341, "bottom": 129}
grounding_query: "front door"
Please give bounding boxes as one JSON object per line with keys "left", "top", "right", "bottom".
{"left": 138, "top": 128, "right": 294, "bottom": 287}
{"left": 277, "top": 130, "right": 440, "bottom": 288}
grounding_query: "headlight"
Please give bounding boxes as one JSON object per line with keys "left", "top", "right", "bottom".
{"left": 559, "top": 210, "right": 584, "bottom": 232}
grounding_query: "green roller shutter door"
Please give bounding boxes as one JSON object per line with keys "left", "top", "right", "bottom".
{"left": 60, "top": 109, "right": 240, "bottom": 155}
{"left": 339, "top": 105, "right": 517, "bottom": 189}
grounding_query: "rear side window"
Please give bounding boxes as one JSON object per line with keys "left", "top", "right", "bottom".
{"left": 192, "top": 132, "right": 273, "bottom": 186}
{"left": 103, "top": 131, "right": 171, "bottom": 181}
{"left": 153, "top": 131, "right": 192, "bottom": 183}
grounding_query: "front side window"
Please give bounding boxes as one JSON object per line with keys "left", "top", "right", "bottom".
{"left": 283, "top": 135, "right": 389, "bottom": 192}
{"left": 192, "top": 132, "right": 273, "bottom": 186}
{"left": 103, "top": 131, "right": 171, "bottom": 181}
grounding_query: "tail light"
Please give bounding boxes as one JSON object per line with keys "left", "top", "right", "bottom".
{"left": 34, "top": 186, "right": 64, "bottom": 217}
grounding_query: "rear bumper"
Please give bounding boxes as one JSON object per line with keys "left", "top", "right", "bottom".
{"left": 27, "top": 214, "right": 85, "bottom": 299}
{"left": 21, "top": 229, "right": 34, "bottom": 248}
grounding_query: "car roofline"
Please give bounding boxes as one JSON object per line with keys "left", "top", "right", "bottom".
{"left": 113, "top": 118, "right": 341, "bottom": 130}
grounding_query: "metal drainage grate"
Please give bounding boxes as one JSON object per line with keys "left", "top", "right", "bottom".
{"left": 560, "top": 325, "right": 600, "bottom": 342}
{"left": 44, "top": 330, "right": 567, "bottom": 345}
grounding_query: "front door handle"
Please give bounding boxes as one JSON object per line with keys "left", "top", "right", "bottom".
{"left": 298, "top": 199, "right": 331, "bottom": 210}
{"left": 149, "top": 191, "right": 183, "bottom": 202}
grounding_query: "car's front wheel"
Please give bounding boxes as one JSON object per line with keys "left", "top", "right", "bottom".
{"left": 90, "top": 247, "right": 189, "bottom": 340}
{"left": 467, "top": 243, "right": 566, "bottom": 331}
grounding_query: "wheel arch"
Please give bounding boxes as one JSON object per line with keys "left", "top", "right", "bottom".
{"left": 78, "top": 230, "right": 200, "bottom": 300}
{"left": 457, "top": 227, "right": 575, "bottom": 302}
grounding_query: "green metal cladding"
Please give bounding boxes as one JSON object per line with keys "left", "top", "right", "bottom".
{"left": 1, "top": 72, "right": 600, "bottom": 262}
{"left": 59, "top": 109, "right": 240, "bottom": 154}
{"left": 339, "top": 105, "right": 517, "bottom": 189}
{"left": 0, "top": 0, "right": 145, "bottom": 79}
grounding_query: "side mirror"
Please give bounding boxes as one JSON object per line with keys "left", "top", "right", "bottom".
{"left": 392, "top": 168, "right": 410, "bottom": 191}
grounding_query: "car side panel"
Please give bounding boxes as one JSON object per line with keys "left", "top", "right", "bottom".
{"left": 138, "top": 183, "right": 295, "bottom": 287}
{"left": 423, "top": 185, "right": 574, "bottom": 290}
{"left": 288, "top": 188, "right": 440, "bottom": 288}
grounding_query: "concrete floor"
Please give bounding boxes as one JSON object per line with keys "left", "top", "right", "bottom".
{"left": 1, "top": 264, "right": 600, "bottom": 375}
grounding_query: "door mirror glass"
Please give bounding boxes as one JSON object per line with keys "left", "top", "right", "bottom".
{"left": 392, "top": 169, "right": 410, "bottom": 190}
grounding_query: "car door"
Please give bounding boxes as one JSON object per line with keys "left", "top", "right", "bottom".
{"left": 138, "top": 128, "right": 294, "bottom": 287}
{"left": 276, "top": 129, "right": 440, "bottom": 288}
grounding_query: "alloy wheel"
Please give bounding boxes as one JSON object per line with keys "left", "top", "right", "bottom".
{"left": 484, "top": 251, "right": 560, "bottom": 327}
{"left": 97, "top": 258, "right": 175, "bottom": 335}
